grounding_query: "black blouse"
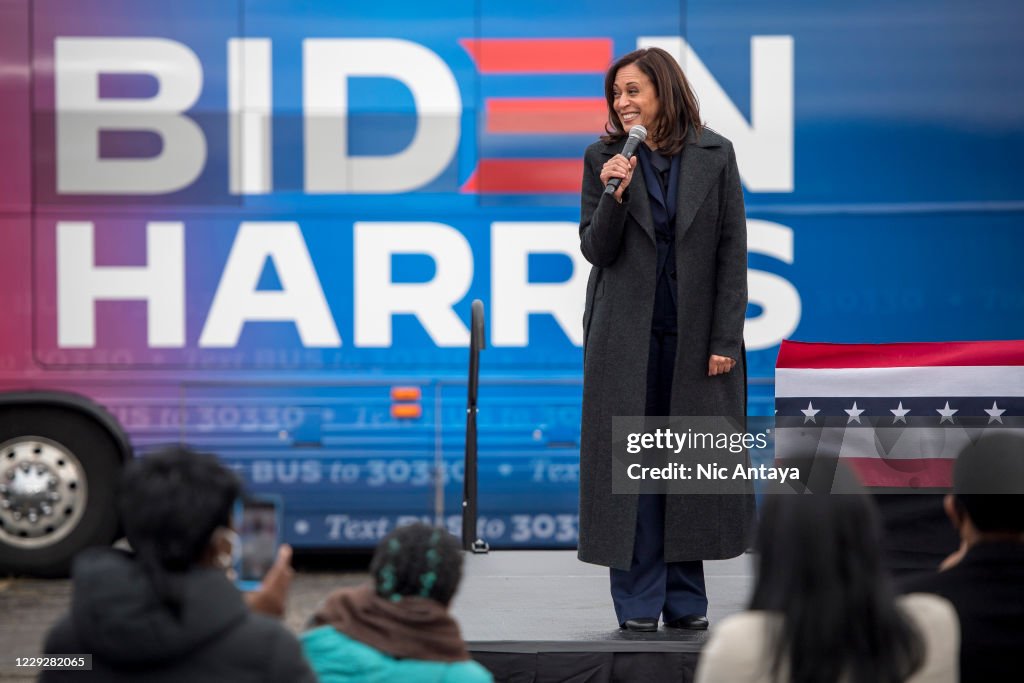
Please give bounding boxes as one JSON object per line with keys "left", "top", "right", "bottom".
{"left": 636, "top": 145, "right": 681, "bottom": 333}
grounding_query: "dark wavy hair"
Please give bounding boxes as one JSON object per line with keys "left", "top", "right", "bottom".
{"left": 370, "top": 523, "right": 463, "bottom": 606}
{"left": 118, "top": 446, "right": 241, "bottom": 611}
{"left": 601, "top": 47, "right": 702, "bottom": 155}
{"left": 750, "top": 474, "right": 924, "bottom": 683}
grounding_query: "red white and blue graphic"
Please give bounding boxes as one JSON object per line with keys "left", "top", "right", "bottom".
{"left": 775, "top": 340, "right": 1024, "bottom": 488}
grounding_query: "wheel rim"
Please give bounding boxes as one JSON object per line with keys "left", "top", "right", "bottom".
{"left": 0, "top": 436, "right": 88, "bottom": 549}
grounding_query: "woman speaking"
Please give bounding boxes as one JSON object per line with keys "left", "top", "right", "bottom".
{"left": 578, "top": 47, "right": 754, "bottom": 632}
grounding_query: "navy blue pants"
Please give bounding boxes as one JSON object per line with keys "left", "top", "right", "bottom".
{"left": 609, "top": 330, "right": 707, "bottom": 624}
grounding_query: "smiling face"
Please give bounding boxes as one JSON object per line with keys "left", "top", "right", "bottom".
{"left": 612, "top": 63, "right": 660, "bottom": 139}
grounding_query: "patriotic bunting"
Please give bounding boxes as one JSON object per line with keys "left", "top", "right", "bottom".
{"left": 775, "top": 340, "right": 1024, "bottom": 488}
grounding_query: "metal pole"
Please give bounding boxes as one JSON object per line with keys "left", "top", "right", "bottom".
{"left": 462, "top": 299, "right": 489, "bottom": 553}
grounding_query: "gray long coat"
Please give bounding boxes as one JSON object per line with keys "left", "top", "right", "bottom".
{"left": 578, "top": 127, "right": 755, "bottom": 570}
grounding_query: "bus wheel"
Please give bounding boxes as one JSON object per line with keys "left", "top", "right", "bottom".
{"left": 0, "top": 408, "right": 122, "bottom": 577}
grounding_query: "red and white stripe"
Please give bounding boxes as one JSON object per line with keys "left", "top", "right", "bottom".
{"left": 777, "top": 340, "right": 1024, "bottom": 397}
{"left": 460, "top": 38, "right": 612, "bottom": 195}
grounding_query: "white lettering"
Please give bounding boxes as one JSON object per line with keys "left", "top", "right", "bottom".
{"left": 200, "top": 222, "right": 341, "bottom": 347}
{"left": 55, "top": 38, "right": 206, "bottom": 194}
{"left": 491, "top": 222, "right": 588, "bottom": 346}
{"left": 228, "top": 38, "right": 272, "bottom": 195}
{"left": 746, "top": 219, "right": 801, "bottom": 350}
{"left": 354, "top": 222, "right": 471, "bottom": 346}
{"left": 57, "top": 221, "right": 184, "bottom": 347}
{"left": 303, "top": 39, "right": 461, "bottom": 193}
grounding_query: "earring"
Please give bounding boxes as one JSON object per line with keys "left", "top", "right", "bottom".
{"left": 217, "top": 551, "right": 233, "bottom": 570}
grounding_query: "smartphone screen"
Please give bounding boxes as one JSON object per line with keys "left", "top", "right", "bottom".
{"left": 235, "top": 497, "right": 280, "bottom": 590}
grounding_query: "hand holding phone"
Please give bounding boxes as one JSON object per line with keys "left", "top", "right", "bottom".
{"left": 244, "top": 544, "right": 294, "bottom": 618}
{"left": 235, "top": 497, "right": 282, "bottom": 592}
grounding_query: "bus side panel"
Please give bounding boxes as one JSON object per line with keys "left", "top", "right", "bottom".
{"left": 0, "top": 220, "right": 32, "bottom": 377}
{"left": 0, "top": 0, "right": 30, "bottom": 213}
{"left": 0, "top": 2, "right": 32, "bottom": 378}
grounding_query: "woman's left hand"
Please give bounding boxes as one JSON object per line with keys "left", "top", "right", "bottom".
{"left": 707, "top": 355, "right": 736, "bottom": 376}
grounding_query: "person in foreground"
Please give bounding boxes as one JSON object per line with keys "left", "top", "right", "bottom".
{"left": 578, "top": 46, "right": 754, "bottom": 631}
{"left": 696, "top": 464, "right": 959, "bottom": 683}
{"left": 301, "top": 522, "right": 493, "bottom": 683}
{"left": 41, "top": 447, "right": 316, "bottom": 682}
{"left": 902, "top": 433, "right": 1024, "bottom": 682}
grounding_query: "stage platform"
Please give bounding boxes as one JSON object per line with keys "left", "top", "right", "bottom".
{"left": 453, "top": 550, "right": 753, "bottom": 682}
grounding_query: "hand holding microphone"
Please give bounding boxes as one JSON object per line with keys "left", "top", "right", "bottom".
{"left": 600, "top": 125, "right": 647, "bottom": 202}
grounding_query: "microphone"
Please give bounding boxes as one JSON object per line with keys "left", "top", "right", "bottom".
{"left": 603, "top": 125, "right": 647, "bottom": 196}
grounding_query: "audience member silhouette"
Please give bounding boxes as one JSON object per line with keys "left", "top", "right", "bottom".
{"left": 696, "top": 462, "right": 959, "bottom": 683}
{"left": 902, "top": 432, "right": 1024, "bottom": 682}
{"left": 41, "top": 447, "right": 315, "bottom": 682}
{"left": 302, "top": 522, "right": 493, "bottom": 683}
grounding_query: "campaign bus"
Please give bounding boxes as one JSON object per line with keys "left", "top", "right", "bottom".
{"left": 0, "top": 0, "right": 1021, "bottom": 574}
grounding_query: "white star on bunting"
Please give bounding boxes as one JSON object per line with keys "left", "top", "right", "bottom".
{"left": 984, "top": 401, "right": 1006, "bottom": 424}
{"left": 936, "top": 401, "right": 958, "bottom": 424}
{"left": 844, "top": 401, "right": 865, "bottom": 424}
{"left": 890, "top": 402, "right": 910, "bottom": 424}
{"left": 801, "top": 401, "right": 820, "bottom": 424}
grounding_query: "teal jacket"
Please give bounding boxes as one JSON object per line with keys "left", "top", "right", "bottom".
{"left": 300, "top": 626, "right": 493, "bottom": 683}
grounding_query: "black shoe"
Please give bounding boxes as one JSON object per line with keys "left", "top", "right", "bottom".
{"left": 620, "top": 617, "right": 659, "bottom": 632}
{"left": 664, "top": 614, "right": 709, "bottom": 630}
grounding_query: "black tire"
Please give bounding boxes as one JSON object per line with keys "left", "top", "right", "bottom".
{"left": 0, "top": 406, "right": 122, "bottom": 577}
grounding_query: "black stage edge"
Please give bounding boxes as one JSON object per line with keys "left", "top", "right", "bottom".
{"left": 454, "top": 551, "right": 752, "bottom": 683}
